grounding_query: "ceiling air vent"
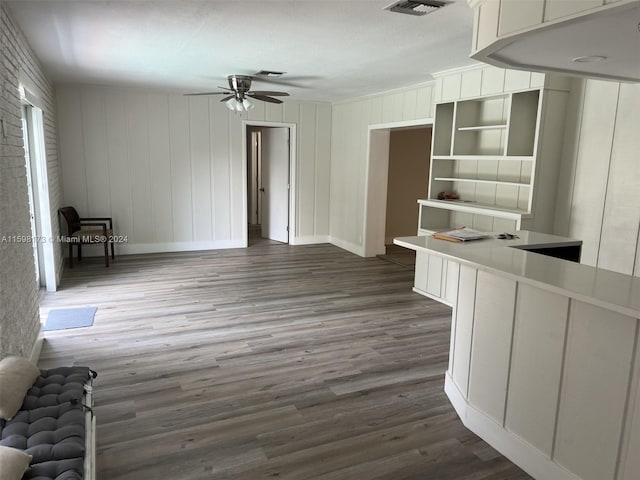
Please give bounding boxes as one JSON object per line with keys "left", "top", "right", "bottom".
{"left": 384, "top": 0, "right": 452, "bottom": 16}
{"left": 255, "top": 70, "right": 285, "bottom": 77}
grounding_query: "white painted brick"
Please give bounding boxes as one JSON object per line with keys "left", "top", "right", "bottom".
{"left": 0, "top": 4, "right": 62, "bottom": 359}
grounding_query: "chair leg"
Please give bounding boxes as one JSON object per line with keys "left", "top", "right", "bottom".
{"left": 78, "top": 244, "right": 82, "bottom": 261}
{"left": 110, "top": 240, "right": 115, "bottom": 259}
{"left": 104, "top": 242, "right": 109, "bottom": 267}
{"left": 68, "top": 243, "right": 73, "bottom": 269}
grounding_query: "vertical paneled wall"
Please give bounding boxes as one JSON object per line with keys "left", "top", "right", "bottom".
{"left": 330, "top": 83, "right": 434, "bottom": 255}
{"left": 0, "top": 5, "right": 61, "bottom": 358}
{"left": 554, "top": 79, "right": 640, "bottom": 275}
{"left": 56, "top": 85, "right": 332, "bottom": 253}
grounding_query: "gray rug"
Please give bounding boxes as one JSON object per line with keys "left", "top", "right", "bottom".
{"left": 43, "top": 306, "right": 97, "bottom": 331}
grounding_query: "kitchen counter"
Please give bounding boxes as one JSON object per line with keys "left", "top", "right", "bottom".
{"left": 394, "top": 231, "right": 640, "bottom": 480}
{"left": 395, "top": 231, "right": 640, "bottom": 318}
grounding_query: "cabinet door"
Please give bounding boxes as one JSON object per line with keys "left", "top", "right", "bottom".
{"left": 444, "top": 261, "right": 460, "bottom": 305}
{"left": 426, "top": 255, "right": 444, "bottom": 297}
{"left": 414, "top": 251, "right": 429, "bottom": 292}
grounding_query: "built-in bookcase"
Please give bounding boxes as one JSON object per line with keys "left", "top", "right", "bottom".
{"left": 418, "top": 87, "right": 564, "bottom": 235}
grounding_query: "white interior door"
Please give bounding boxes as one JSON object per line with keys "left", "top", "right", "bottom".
{"left": 261, "top": 127, "right": 289, "bottom": 243}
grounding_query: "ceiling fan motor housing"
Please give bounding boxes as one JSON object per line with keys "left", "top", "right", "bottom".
{"left": 229, "top": 75, "right": 252, "bottom": 98}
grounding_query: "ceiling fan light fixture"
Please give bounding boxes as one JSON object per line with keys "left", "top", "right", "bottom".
{"left": 242, "top": 98, "right": 254, "bottom": 111}
{"left": 225, "top": 96, "right": 254, "bottom": 112}
{"left": 225, "top": 97, "right": 239, "bottom": 110}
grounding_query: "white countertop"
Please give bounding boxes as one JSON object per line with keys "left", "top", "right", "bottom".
{"left": 394, "top": 231, "right": 640, "bottom": 318}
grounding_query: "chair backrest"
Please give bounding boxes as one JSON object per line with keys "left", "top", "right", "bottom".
{"left": 58, "top": 207, "right": 81, "bottom": 235}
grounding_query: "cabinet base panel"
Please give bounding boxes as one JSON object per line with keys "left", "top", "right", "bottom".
{"left": 412, "top": 287, "right": 454, "bottom": 307}
{"left": 444, "top": 374, "right": 582, "bottom": 480}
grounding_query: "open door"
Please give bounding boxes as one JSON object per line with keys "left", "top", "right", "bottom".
{"left": 261, "top": 127, "right": 290, "bottom": 243}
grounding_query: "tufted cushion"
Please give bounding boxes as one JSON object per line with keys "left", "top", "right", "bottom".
{"left": 0, "top": 403, "right": 85, "bottom": 463}
{"left": 23, "top": 458, "right": 84, "bottom": 480}
{"left": 0, "top": 445, "right": 32, "bottom": 480}
{"left": 23, "top": 367, "right": 91, "bottom": 410}
{"left": 0, "top": 356, "right": 41, "bottom": 420}
{"left": 0, "top": 365, "right": 93, "bottom": 480}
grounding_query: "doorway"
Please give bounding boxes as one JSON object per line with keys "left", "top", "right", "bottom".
{"left": 363, "top": 119, "right": 433, "bottom": 258}
{"left": 20, "top": 98, "right": 57, "bottom": 291}
{"left": 244, "top": 122, "right": 294, "bottom": 247}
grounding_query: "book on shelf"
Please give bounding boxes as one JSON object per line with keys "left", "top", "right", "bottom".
{"left": 432, "top": 227, "right": 489, "bottom": 243}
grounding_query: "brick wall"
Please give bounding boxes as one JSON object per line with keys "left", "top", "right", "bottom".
{"left": 0, "top": 4, "right": 62, "bottom": 359}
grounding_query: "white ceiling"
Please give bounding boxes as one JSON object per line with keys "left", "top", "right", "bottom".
{"left": 5, "top": 0, "right": 477, "bottom": 102}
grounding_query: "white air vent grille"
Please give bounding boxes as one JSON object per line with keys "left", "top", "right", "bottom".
{"left": 255, "top": 70, "right": 285, "bottom": 77}
{"left": 384, "top": 0, "right": 452, "bottom": 16}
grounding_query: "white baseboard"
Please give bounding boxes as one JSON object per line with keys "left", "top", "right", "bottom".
{"left": 64, "top": 240, "right": 246, "bottom": 257}
{"left": 444, "top": 374, "right": 582, "bottom": 480}
{"left": 412, "top": 287, "right": 453, "bottom": 307}
{"left": 290, "top": 235, "right": 330, "bottom": 245}
{"left": 29, "top": 332, "right": 45, "bottom": 364}
{"left": 329, "top": 236, "right": 365, "bottom": 257}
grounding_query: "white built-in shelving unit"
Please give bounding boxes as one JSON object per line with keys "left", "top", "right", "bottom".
{"left": 418, "top": 86, "right": 567, "bottom": 236}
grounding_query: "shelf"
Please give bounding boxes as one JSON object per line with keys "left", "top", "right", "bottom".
{"left": 431, "top": 155, "right": 534, "bottom": 162}
{"left": 433, "top": 177, "right": 530, "bottom": 188}
{"left": 419, "top": 199, "right": 530, "bottom": 220}
{"left": 457, "top": 124, "right": 507, "bottom": 131}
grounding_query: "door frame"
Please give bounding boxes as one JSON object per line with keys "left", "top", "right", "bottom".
{"left": 20, "top": 87, "right": 57, "bottom": 291}
{"left": 241, "top": 120, "right": 297, "bottom": 247}
{"left": 363, "top": 118, "right": 433, "bottom": 257}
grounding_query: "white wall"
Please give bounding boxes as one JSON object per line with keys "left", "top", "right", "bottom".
{"left": 330, "top": 83, "right": 435, "bottom": 255}
{"left": 56, "top": 85, "right": 332, "bottom": 253}
{"left": 328, "top": 66, "right": 554, "bottom": 255}
{"left": 0, "top": 5, "right": 62, "bottom": 358}
{"left": 555, "top": 78, "right": 640, "bottom": 274}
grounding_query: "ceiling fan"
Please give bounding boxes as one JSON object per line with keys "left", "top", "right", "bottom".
{"left": 185, "top": 75, "right": 289, "bottom": 112}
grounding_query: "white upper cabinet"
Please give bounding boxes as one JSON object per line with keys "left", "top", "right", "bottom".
{"left": 469, "top": 0, "right": 640, "bottom": 83}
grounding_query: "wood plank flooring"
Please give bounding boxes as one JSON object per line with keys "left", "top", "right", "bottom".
{"left": 38, "top": 242, "right": 532, "bottom": 480}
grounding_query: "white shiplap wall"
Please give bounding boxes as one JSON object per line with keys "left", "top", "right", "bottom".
{"left": 329, "top": 83, "right": 435, "bottom": 255}
{"left": 56, "top": 85, "right": 331, "bottom": 253}
{"left": 554, "top": 79, "right": 640, "bottom": 275}
{"left": 328, "top": 65, "right": 553, "bottom": 256}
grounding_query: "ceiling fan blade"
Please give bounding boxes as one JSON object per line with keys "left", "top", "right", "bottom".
{"left": 250, "top": 75, "right": 319, "bottom": 89}
{"left": 184, "top": 91, "right": 231, "bottom": 96}
{"left": 219, "top": 95, "right": 235, "bottom": 102}
{"left": 250, "top": 94, "right": 283, "bottom": 104}
{"left": 250, "top": 91, "right": 289, "bottom": 97}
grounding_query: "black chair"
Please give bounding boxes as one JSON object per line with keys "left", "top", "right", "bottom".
{"left": 58, "top": 207, "right": 115, "bottom": 267}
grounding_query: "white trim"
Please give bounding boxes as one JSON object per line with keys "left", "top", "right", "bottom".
{"left": 71, "top": 240, "right": 245, "bottom": 257}
{"left": 21, "top": 102, "right": 57, "bottom": 291}
{"left": 18, "top": 82, "right": 46, "bottom": 111}
{"left": 412, "top": 287, "right": 454, "bottom": 307}
{"left": 290, "top": 235, "right": 330, "bottom": 245}
{"left": 29, "top": 332, "right": 45, "bottom": 364}
{"left": 431, "top": 63, "right": 485, "bottom": 79}
{"left": 369, "top": 118, "right": 435, "bottom": 131}
{"left": 242, "top": 120, "right": 297, "bottom": 246}
{"left": 362, "top": 118, "right": 434, "bottom": 258}
{"left": 332, "top": 81, "right": 437, "bottom": 106}
{"left": 329, "top": 236, "right": 365, "bottom": 257}
{"left": 444, "top": 374, "right": 583, "bottom": 480}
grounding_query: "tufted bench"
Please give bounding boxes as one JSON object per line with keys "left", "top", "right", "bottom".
{"left": 0, "top": 358, "right": 96, "bottom": 480}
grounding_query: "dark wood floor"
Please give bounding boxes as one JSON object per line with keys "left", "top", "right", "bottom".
{"left": 38, "top": 241, "right": 531, "bottom": 480}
